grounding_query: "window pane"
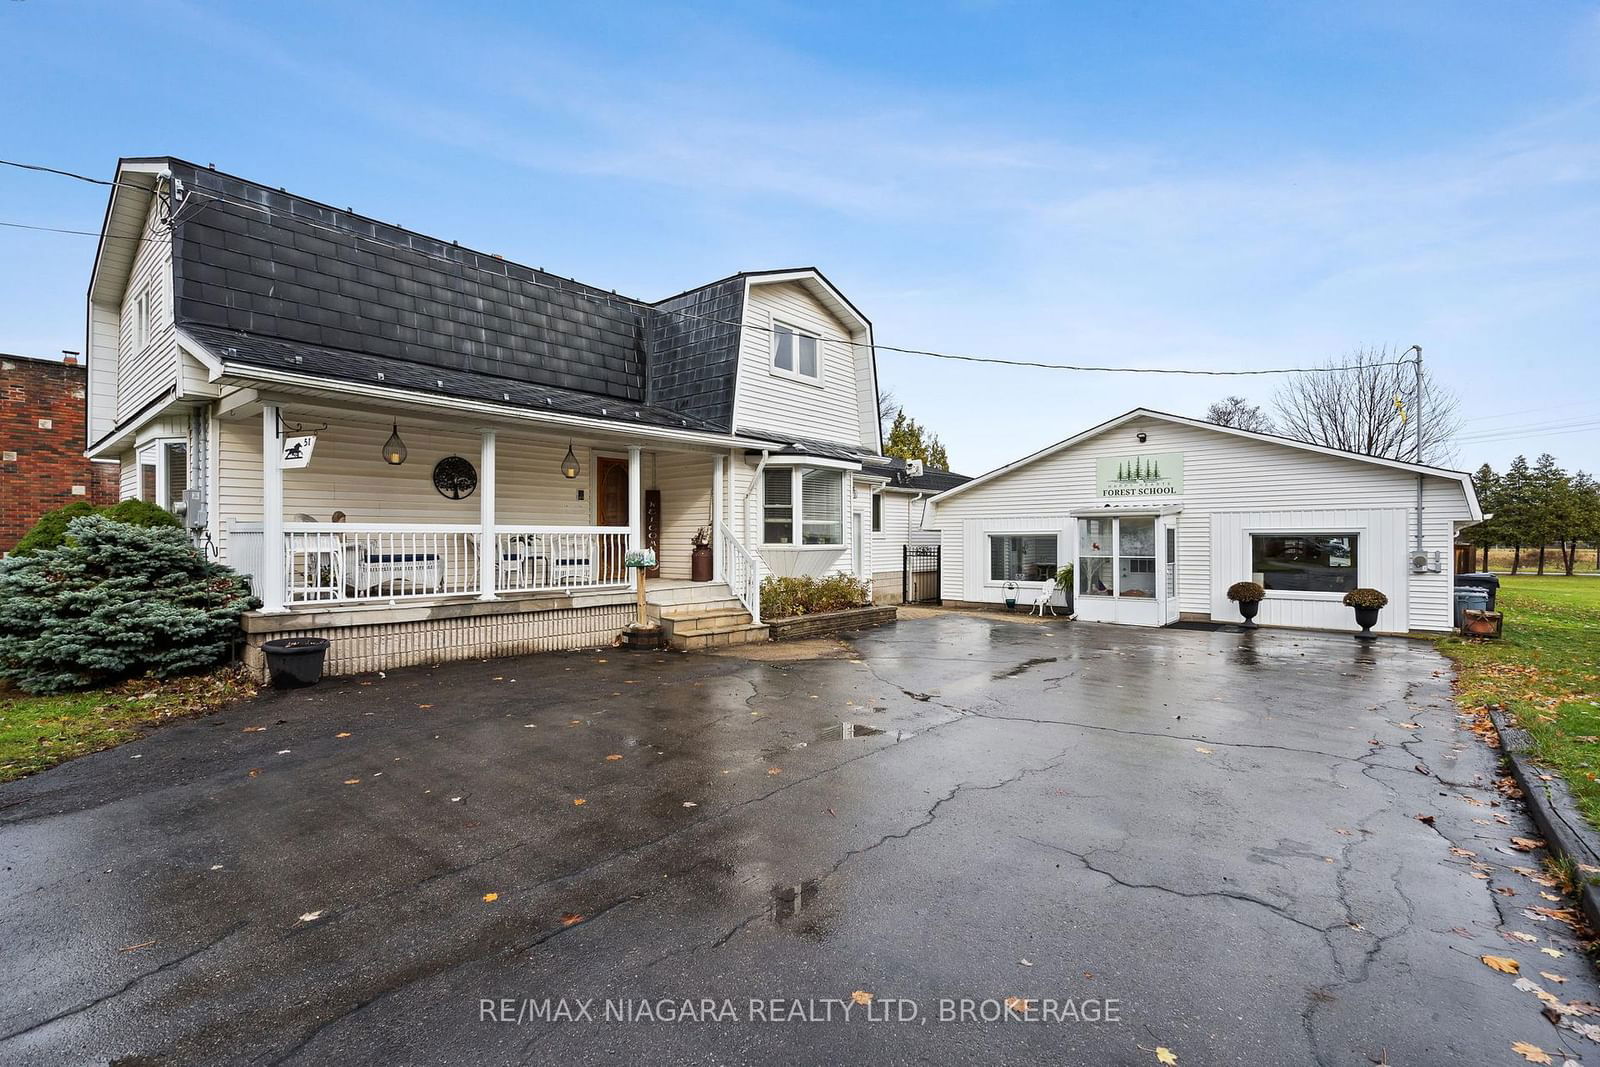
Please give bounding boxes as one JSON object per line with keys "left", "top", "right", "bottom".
{"left": 773, "top": 326, "right": 794, "bottom": 371}
{"left": 797, "top": 334, "right": 818, "bottom": 378}
{"left": 1118, "top": 517, "right": 1156, "bottom": 598}
{"left": 989, "top": 534, "right": 1058, "bottom": 582}
{"left": 1076, "top": 519, "right": 1113, "bottom": 596}
{"left": 801, "top": 469, "right": 842, "bottom": 545}
{"left": 140, "top": 463, "right": 156, "bottom": 503}
{"left": 871, "top": 494, "right": 882, "bottom": 532}
{"left": 164, "top": 443, "right": 188, "bottom": 513}
{"left": 1251, "top": 533, "right": 1358, "bottom": 593}
{"left": 763, "top": 468, "right": 793, "bottom": 544}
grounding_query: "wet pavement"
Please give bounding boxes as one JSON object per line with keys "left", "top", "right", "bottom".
{"left": 2, "top": 613, "right": 1597, "bottom": 1065}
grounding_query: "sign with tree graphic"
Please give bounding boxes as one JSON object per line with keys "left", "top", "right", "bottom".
{"left": 1096, "top": 453, "right": 1184, "bottom": 497}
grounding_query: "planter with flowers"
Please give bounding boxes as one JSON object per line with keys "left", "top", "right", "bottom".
{"left": 1226, "top": 581, "right": 1265, "bottom": 628}
{"left": 1342, "top": 587, "right": 1388, "bottom": 640}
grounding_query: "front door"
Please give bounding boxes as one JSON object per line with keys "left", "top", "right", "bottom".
{"left": 1075, "top": 515, "right": 1162, "bottom": 626}
{"left": 596, "top": 457, "right": 629, "bottom": 580}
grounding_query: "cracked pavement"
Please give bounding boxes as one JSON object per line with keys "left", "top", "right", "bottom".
{"left": 2, "top": 612, "right": 1597, "bottom": 1065}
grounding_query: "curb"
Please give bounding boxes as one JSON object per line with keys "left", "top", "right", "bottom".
{"left": 1488, "top": 706, "right": 1600, "bottom": 934}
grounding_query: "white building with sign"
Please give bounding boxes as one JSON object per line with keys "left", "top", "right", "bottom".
{"left": 925, "top": 409, "right": 1482, "bottom": 634}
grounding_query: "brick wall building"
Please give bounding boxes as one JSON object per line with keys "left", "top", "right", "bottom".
{"left": 1, "top": 353, "right": 120, "bottom": 553}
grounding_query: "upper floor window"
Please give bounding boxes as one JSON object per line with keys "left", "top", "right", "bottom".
{"left": 132, "top": 288, "right": 151, "bottom": 352}
{"left": 771, "top": 322, "right": 820, "bottom": 382}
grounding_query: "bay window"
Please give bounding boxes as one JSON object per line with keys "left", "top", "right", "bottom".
{"left": 762, "top": 466, "right": 844, "bottom": 546}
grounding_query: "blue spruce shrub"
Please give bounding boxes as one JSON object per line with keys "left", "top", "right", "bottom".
{"left": 0, "top": 516, "right": 258, "bottom": 693}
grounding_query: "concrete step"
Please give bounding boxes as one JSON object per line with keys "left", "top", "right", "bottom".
{"left": 653, "top": 601, "right": 746, "bottom": 622}
{"left": 669, "top": 622, "right": 771, "bottom": 651}
{"left": 646, "top": 583, "right": 741, "bottom": 607}
{"left": 659, "top": 608, "right": 752, "bottom": 631}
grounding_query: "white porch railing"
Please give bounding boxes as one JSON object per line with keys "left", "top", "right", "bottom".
{"left": 718, "top": 521, "right": 761, "bottom": 624}
{"left": 240, "top": 522, "right": 631, "bottom": 607}
{"left": 494, "top": 527, "right": 630, "bottom": 594}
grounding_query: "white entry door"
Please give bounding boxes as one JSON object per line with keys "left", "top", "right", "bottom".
{"left": 1158, "top": 517, "right": 1181, "bottom": 624}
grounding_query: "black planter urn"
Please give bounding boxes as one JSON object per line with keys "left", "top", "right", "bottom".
{"left": 262, "top": 637, "right": 330, "bottom": 688}
{"left": 1238, "top": 600, "right": 1260, "bottom": 628}
{"left": 1353, "top": 606, "right": 1380, "bottom": 640}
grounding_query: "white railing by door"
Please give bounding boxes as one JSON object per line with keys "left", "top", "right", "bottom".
{"left": 270, "top": 523, "right": 631, "bottom": 607}
{"left": 495, "top": 527, "right": 629, "bottom": 594}
{"left": 718, "top": 521, "right": 760, "bottom": 624}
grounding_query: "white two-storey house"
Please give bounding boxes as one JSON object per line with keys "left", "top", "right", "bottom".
{"left": 82, "top": 158, "right": 964, "bottom": 677}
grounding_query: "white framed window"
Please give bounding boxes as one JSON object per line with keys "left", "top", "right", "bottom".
{"left": 989, "top": 533, "right": 1059, "bottom": 583}
{"left": 871, "top": 494, "right": 883, "bottom": 533}
{"left": 762, "top": 466, "right": 845, "bottom": 546}
{"left": 771, "top": 321, "right": 821, "bottom": 382}
{"left": 133, "top": 288, "right": 150, "bottom": 352}
{"left": 137, "top": 438, "right": 186, "bottom": 512}
{"left": 1251, "top": 533, "right": 1358, "bottom": 594}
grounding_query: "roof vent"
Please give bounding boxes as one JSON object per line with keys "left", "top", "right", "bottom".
{"left": 376, "top": 372, "right": 385, "bottom": 381}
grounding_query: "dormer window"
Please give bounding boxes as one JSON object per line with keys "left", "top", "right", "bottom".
{"left": 771, "top": 322, "right": 820, "bottom": 382}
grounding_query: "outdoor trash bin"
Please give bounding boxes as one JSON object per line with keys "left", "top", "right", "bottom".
{"left": 262, "top": 637, "right": 331, "bottom": 688}
{"left": 1453, "top": 587, "right": 1489, "bottom": 630}
{"left": 1455, "top": 572, "right": 1500, "bottom": 612}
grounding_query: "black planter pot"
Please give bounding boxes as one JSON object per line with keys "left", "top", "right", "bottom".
{"left": 1238, "top": 599, "right": 1260, "bottom": 628}
{"left": 1353, "top": 606, "right": 1380, "bottom": 640}
{"left": 262, "top": 637, "right": 330, "bottom": 688}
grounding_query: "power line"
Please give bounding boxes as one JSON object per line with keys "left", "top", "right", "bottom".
{"left": 5, "top": 155, "right": 1416, "bottom": 379}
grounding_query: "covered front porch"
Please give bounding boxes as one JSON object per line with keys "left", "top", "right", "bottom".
{"left": 214, "top": 394, "right": 761, "bottom": 637}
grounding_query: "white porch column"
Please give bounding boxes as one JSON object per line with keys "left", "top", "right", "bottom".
{"left": 712, "top": 454, "right": 725, "bottom": 580}
{"left": 627, "top": 446, "right": 643, "bottom": 552}
{"left": 478, "top": 429, "right": 497, "bottom": 600}
{"left": 259, "top": 403, "right": 285, "bottom": 613}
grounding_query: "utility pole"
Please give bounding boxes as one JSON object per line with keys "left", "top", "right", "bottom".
{"left": 1410, "top": 344, "right": 1425, "bottom": 559}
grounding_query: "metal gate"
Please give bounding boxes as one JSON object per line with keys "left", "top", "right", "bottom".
{"left": 903, "top": 545, "right": 941, "bottom": 605}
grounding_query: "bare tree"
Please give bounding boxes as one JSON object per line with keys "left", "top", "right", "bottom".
{"left": 1205, "top": 395, "right": 1274, "bottom": 434}
{"left": 877, "top": 389, "right": 899, "bottom": 440}
{"left": 1271, "top": 347, "right": 1460, "bottom": 463}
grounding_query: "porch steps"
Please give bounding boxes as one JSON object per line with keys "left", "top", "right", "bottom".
{"left": 646, "top": 591, "right": 770, "bottom": 651}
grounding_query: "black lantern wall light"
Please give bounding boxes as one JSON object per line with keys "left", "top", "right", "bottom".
{"left": 561, "top": 441, "right": 580, "bottom": 479}
{"left": 382, "top": 423, "right": 408, "bottom": 465}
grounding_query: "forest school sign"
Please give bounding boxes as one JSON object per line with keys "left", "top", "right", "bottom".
{"left": 1096, "top": 453, "right": 1184, "bottom": 497}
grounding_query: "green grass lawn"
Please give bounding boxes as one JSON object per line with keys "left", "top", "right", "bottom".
{"left": 0, "top": 670, "right": 255, "bottom": 784}
{"left": 1438, "top": 575, "right": 1600, "bottom": 827}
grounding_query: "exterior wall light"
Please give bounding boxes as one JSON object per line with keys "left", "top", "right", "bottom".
{"left": 383, "top": 423, "right": 408, "bottom": 465}
{"left": 561, "top": 442, "right": 580, "bottom": 479}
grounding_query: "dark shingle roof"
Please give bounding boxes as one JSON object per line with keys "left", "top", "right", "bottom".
{"left": 167, "top": 160, "right": 742, "bottom": 428}
{"left": 186, "top": 325, "right": 725, "bottom": 433}
{"left": 860, "top": 456, "right": 971, "bottom": 492}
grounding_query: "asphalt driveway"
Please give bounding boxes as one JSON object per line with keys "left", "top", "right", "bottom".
{"left": 2, "top": 614, "right": 1596, "bottom": 1065}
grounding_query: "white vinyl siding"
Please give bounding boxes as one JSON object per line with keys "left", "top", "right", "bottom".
{"left": 116, "top": 196, "right": 176, "bottom": 422}
{"left": 735, "top": 281, "right": 870, "bottom": 448}
{"left": 653, "top": 452, "right": 714, "bottom": 581}
{"left": 932, "top": 415, "right": 1472, "bottom": 632}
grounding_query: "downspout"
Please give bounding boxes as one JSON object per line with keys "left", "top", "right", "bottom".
{"left": 742, "top": 450, "right": 769, "bottom": 546}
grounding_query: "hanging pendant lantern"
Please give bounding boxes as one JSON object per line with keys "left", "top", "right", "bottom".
{"left": 561, "top": 441, "right": 580, "bottom": 479}
{"left": 383, "top": 422, "right": 408, "bottom": 465}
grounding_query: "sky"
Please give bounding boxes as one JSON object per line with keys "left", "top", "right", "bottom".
{"left": 2, "top": 0, "right": 1597, "bottom": 478}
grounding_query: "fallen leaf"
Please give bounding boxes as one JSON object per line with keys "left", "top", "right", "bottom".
{"left": 1510, "top": 932, "right": 1539, "bottom": 943}
{"left": 1450, "top": 847, "right": 1476, "bottom": 858}
{"left": 1541, "top": 972, "right": 1568, "bottom": 984}
{"left": 682, "top": 801, "right": 698, "bottom": 808}
{"left": 1510, "top": 1040, "right": 1552, "bottom": 1064}
{"left": 1514, "top": 977, "right": 1562, "bottom": 1006}
{"left": 248, "top": 768, "right": 261, "bottom": 778}
{"left": 242, "top": 726, "right": 265, "bottom": 733}
{"left": 1018, "top": 958, "right": 1033, "bottom": 967}
{"left": 1194, "top": 746, "right": 1213, "bottom": 755}
{"left": 560, "top": 913, "right": 584, "bottom": 926}
{"left": 1512, "top": 837, "right": 1546, "bottom": 852}
{"left": 297, "top": 910, "right": 324, "bottom": 923}
{"left": 1541, "top": 892, "right": 1562, "bottom": 902}
{"left": 1156, "top": 1049, "right": 1179, "bottom": 1066}
{"left": 335, "top": 732, "right": 351, "bottom": 738}
{"left": 851, "top": 990, "right": 874, "bottom": 1005}
{"left": 1482, "top": 955, "right": 1521, "bottom": 974}
{"left": 418, "top": 704, "right": 433, "bottom": 709}
{"left": 1415, "top": 814, "right": 1436, "bottom": 825}
{"left": 573, "top": 797, "right": 586, "bottom": 806}
{"left": 343, "top": 778, "right": 361, "bottom": 785}
{"left": 1542, "top": 948, "right": 1566, "bottom": 959}
{"left": 1004, "top": 996, "right": 1032, "bottom": 1013}
{"left": 768, "top": 768, "right": 782, "bottom": 776}
{"left": 605, "top": 754, "right": 623, "bottom": 761}
{"left": 482, "top": 892, "right": 499, "bottom": 903}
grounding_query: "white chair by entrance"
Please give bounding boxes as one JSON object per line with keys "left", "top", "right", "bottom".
{"left": 1031, "top": 583, "right": 1058, "bottom": 617}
